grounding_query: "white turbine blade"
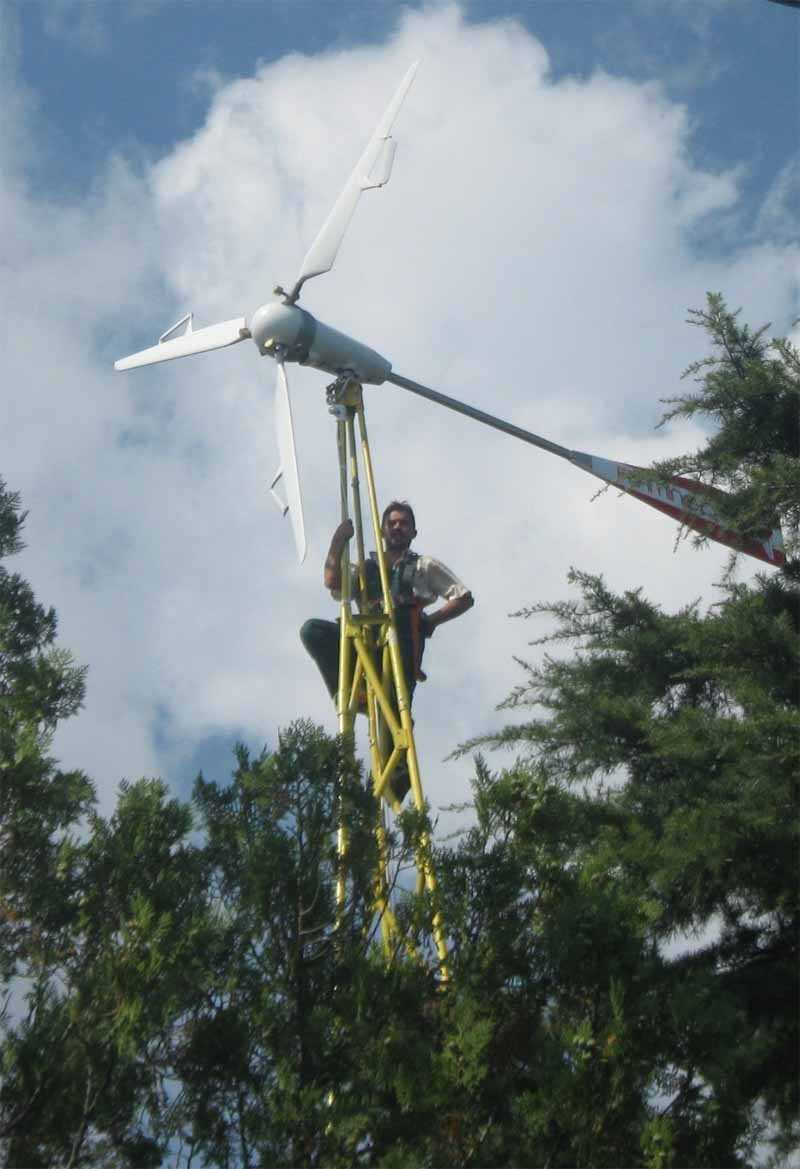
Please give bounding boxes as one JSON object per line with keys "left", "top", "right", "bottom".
{"left": 291, "top": 62, "right": 418, "bottom": 298}
{"left": 270, "top": 358, "right": 307, "bottom": 563}
{"left": 114, "top": 318, "right": 249, "bottom": 371}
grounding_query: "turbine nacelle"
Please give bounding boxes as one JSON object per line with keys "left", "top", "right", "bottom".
{"left": 248, "top": 301, "right": 315, "bottom": 361}
{"left": 249, "top": 301, "right": 391, "bottom": 386}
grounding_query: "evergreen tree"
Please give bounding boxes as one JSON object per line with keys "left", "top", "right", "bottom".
{"left": 0, "top": 478, "right": 93, "bottom": 979}
{"left": 655, "top": 293, "right": 799, "bottom": 561}
{"left": 447, "top": 297, "right": 799, "bottom": 1166}
{"left": 0, "top": 481, "right": 211, "bottom": 1166}
{"left": 166, "top": 724, "right": 456, "bottom": 1169}
{"left": 2, "top": 777, "right": 210, "bottom": 1168}
{"left": 169, "top": 725, "right": 384, "bottom": 1168}
{"left": 0, "top": 477, "right": 97, "bottom": 1162}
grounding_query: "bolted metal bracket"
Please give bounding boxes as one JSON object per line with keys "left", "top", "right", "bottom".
{"left": 326, "top": 372, "right": 363, "bottom": 417}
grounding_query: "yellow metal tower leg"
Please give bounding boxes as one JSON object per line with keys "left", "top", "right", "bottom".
{"left": 329, "top": 376, "right": 449, "bottom": 978}
{"left": 334, "top": 419, "right": 352, "bottom": 922}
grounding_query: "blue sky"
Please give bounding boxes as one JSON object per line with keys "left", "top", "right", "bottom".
{"left": 18, "top": 0, "right": 797, "bottom": 221}
{"left": 3, "top": 0, "right": 798, "bottom": 817}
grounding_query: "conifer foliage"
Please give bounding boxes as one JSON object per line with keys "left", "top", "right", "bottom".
{"left": 655, "top": 292, "right": 799, "bottom": 558}
{"left": 0, "top": 298, "right": 797, "bottom": 1166}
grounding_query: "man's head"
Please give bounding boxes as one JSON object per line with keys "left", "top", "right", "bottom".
{"left": 382, "top": 500, "right": 417, "bottom": 552}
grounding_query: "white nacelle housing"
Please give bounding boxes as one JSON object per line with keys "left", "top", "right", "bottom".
{"left": 248, "top": 301, "right": 391, "bottom": 385}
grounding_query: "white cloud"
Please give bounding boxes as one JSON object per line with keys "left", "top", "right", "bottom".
{"left": 3, "top": 5, "right": 797, "bottom": 827}
{"left": 755, "top": 157, "right": 800, "bottom": 248}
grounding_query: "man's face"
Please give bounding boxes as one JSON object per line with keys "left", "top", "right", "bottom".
{"left": 383, "top": 509, "right": 416, "bottom": 551}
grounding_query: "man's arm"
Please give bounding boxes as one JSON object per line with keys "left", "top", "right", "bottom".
{"left": 324, "top": 519, "right": 354, "bottom": 592}
{"left": 421, "top": 591, "right": 474, "bottom": 637}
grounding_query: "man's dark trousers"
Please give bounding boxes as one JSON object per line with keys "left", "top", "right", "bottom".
{"left": 300, "top": 610, "right": 422, "bottom": 704}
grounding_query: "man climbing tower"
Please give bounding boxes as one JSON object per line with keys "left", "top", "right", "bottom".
{"left": 300, "top": 501, "right": 474, "bottom": 770}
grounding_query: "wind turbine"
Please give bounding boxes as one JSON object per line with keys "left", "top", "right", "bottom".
{"left": 115, "top": 66, "right": 786, "bottom": 973}
{"left": 115, "top": 63, "right": 784, "bottom": 570}
{"left": 115, "top": 65, "right": 421, "bottom": 564}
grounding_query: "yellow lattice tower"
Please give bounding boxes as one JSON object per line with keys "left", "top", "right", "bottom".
{"left": 327, "top": 375, "right": 449, "bottom": 978}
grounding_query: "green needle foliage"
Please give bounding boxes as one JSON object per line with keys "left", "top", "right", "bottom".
{"left": 0, "top": 296, "right": 797, "bottom": 1166}
{"left": 449, "top": 562, "right": 798, "bottom": 1166}
{"left": 446, "top": 295, "right": 799, "bottom": 1167}
{"left": 0, "top": 479, "right": 93, "bottom": 984}
{"left": 654, "top": 292, "right": 799, "bottom": 560}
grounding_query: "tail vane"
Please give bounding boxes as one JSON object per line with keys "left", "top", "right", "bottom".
{"left": 572, "top": 450, "right": 786, "bottom": 567}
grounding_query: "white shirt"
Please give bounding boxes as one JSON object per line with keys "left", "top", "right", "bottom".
{"left": 332, "top": 552, "right": 470, "bottom": 605}
{"left": 397, "top": 554, "right": 470, "bottom": 604}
